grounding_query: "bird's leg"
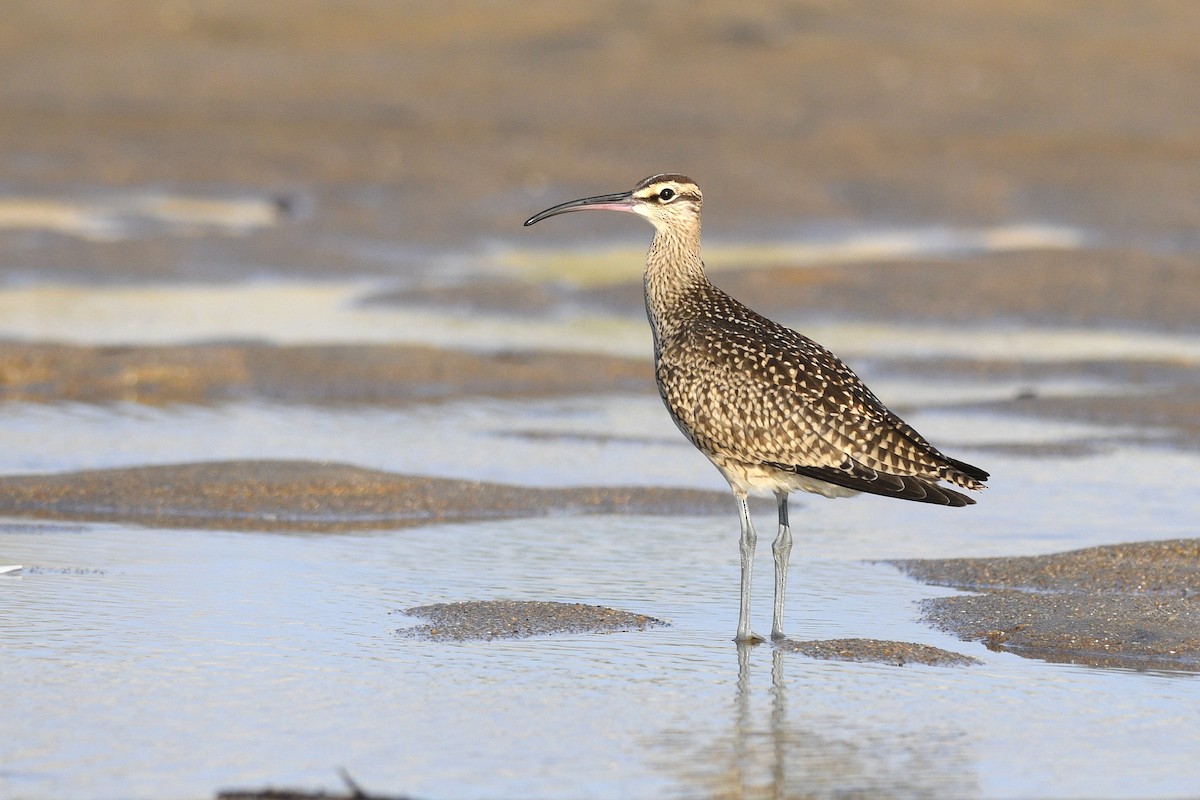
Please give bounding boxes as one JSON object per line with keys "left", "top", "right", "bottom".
{"left": 734, "top": 492, "right": 763, "bottom": 644}
{"left": 770, "top": 491, "right": 793, "bottom": 640}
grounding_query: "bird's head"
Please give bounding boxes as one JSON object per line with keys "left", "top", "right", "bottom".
{"left": 524, "top": 174, "right": 702, "bottom": 234}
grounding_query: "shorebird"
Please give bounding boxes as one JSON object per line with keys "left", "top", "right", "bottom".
{"left": 524, "top": 174, "right": 988, "bottom": 643}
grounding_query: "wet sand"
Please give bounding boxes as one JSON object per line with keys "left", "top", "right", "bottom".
{"left": 398, "top": 600, "right": 667, "bottom": 641}
{"left": 0, "top": 341, "right": 651, "bottom": 405}
{"left": 400, "top": 600, "right": 980, "bottom": 666}
{"left": 891, "top": 540, "right": 1200, "bottom": 671}
{"left": 5, "top": 336, "right": 1199, "bottom": 454}
{"left": 777, "top": 637, "right": 981, "bottom": 667}
{"left": 0, "top": 460, "right": 731, "bottom": 532}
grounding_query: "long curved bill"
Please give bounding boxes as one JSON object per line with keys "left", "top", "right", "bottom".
{"left": 523, "top": 191, "right": 634, "bottom": 226}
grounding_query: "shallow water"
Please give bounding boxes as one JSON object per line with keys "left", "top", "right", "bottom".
{"left": 3, "top": 372, "right": 1200, "bottom": 799}
{"left": 5, "top": 279, "right": 1200, "bottom": 364}
{"left": 494, "top": 222, "right": 1088, "bottom": 285}
{"left": 3, "top": 241, "right": 1200, "bottom": 798}
{"left": 4, "top": 506, "right": 1200, "bottom": 800}
{"left": 0, "top": 192, "right": 282, "bottom": 241}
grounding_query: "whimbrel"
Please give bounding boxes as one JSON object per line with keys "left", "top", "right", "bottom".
{"left": 524, "top": 174, "right": 988, "bottom": 643}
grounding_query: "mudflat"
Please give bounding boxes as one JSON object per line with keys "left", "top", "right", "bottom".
{"left": 0, "top": 460, "right": 731, "bottom": 532}
{"left": 891, "top": 540, "right": 1200, "bottom": 671}
{"left": 6, "top": 4, "right": 1200, "bottom": 797}
{"left": 2, "top": 2, "right": 1198, "bottom": 668}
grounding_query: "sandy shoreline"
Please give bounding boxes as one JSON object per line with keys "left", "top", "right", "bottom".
{"left": 0, "top": 459, "right": 732, "bottom": 532}
{"left": 0, "top": 341, "right": 653, "bottom": 405}
{"left": 4, "top": 337, "right": 1198, "bottom": 455}
{"left": 892, "top": 540, "right": 1200, "bottom": 671}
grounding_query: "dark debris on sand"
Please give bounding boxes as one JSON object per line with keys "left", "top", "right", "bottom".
{"left": 397, "top": 600, "right": 667, "bottom": 641}
{"left": 218, "top": 769, "right": 417, "bottom": 800}
{"left": 890, "top": 539, "right": 1200, "bottom": 671}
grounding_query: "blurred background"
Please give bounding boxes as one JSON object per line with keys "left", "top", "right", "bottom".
{"left": 2, "top": 1, "right": 1198, "bottom": 295}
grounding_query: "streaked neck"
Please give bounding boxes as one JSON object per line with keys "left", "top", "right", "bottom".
{"left": 644, "top": 223, "right": 707, "bottom": 343}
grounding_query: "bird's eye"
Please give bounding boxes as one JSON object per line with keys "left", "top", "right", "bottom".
{"left": 658, "top": 187, "right": 676, "bottom": 201}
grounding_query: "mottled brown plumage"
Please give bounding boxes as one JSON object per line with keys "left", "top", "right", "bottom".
{"left": 525, "top": 174, "right": 988, "bottom": 643}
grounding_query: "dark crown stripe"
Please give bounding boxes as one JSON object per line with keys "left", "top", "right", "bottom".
{"left": 634, "top": 173, "right": 697, "bottom": 191}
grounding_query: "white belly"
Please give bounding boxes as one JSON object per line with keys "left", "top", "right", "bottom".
{"left": 711, "top": 457, "right": 860, "bottom": 500}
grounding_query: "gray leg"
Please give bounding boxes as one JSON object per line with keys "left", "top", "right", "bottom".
{"left": 770, "top": 491, "right": 793, "bottom": 640}
{"left": 734, "top": 492, "right": 763, "bottom": 643}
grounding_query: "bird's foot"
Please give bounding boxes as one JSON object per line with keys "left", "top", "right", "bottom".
{"left": 734, "top": 630, "right": 767, "bottom": 645}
